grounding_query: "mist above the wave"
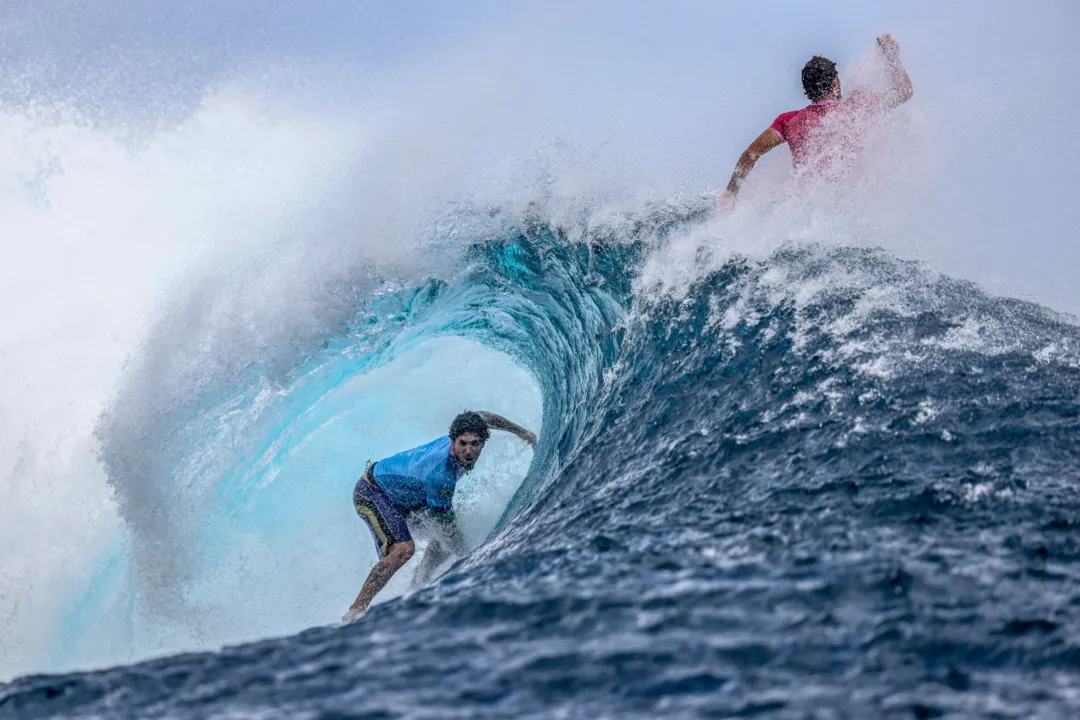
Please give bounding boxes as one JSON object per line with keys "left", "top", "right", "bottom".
{"left": 0, "top": 90, "right": 369, "bottom": 677}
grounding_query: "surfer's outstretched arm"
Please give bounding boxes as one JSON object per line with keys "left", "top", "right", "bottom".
{"left": 718, "top": 128, "right": 784, "bottom": 210}
{"left": 475, "top": 411, "right": 537, "bottom": 447}
{"left": 876, "top": 34, "right": 913, "bottom": 109}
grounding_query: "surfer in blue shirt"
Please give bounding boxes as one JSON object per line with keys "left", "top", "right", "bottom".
{"left": 343, "top": 410, "right": 537, "bottom": 621}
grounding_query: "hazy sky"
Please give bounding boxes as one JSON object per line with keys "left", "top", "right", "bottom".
{"left": 2, "top": 0, "right": 1078, "bottom": 312}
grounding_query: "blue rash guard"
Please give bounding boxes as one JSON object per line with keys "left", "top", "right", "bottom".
{"left": 371, "top": 435, "right": 464, "bottom": 515}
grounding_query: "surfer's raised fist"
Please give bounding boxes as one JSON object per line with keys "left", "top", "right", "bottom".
{"left": 876, "top": 34, "right": 900, "bottom": 60}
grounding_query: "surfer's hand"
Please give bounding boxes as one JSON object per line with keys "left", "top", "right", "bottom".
{"left": 342, "top": 607, "right": 363, "bottom": 623}
{"left": 876, "top": 34, "right": 900, "bottom": 60}
{"left": 520, "top": 430, "right": 538, "bottom": 447}
{"left": 716, "top": 190, "right": 736, "bottom": 213}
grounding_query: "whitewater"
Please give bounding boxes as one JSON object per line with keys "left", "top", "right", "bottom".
{"left": 2, "top": 2, "right": 1080, "bottom": 718}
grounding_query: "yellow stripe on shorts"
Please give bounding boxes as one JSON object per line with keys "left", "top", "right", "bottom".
{"left": 355, "top": 500, "right": 391, "bottom": 557}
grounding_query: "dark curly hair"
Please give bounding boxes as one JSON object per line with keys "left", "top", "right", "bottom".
{"left": 449, "top": 411, "right": 490, "bottom": 441}
{"left": 802, "top": 56, "right": 838, "bottom": 101}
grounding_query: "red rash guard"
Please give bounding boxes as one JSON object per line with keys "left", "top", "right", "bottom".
{"left": 770, "top": 90, "right": 883, "bottom": 170}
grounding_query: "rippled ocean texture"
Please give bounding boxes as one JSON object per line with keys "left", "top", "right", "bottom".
{"left": 3, "top": 204, "right": 1080, "bottom": 719}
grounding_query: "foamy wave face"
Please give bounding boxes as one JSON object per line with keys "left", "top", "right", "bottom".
{"left": 0, "top": 89, "right": 367, "bottom": 679}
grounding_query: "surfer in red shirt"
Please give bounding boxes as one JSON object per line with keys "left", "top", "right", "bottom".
{"left": 717, "top": 34, "right": 913, "bottom": 210}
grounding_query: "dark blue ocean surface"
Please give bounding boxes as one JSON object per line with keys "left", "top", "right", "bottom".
{"left": 4, "top": 206, "right": 1080, "bottom": 719}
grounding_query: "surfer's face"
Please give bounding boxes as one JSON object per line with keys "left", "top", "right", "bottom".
{"left": 452, "top": 432, "right": 485, "bottom": 470}
{"left": 832, "top": 75, "right": 842, "bottom": 99}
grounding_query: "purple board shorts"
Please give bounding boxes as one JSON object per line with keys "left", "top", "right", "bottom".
{"left": 353, "top": 467, "right": 414, "bottom": 558}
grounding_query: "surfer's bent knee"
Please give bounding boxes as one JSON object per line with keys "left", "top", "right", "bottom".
{"left": 387, "top": 541, "right": 415, "bottom": 564}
